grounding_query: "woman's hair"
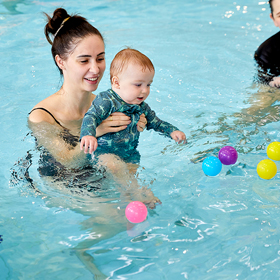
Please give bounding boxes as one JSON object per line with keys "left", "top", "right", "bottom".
{"left": 269, "top": 0, "right": 273, "bottom": 15}
{"left": 110, "top": 48, "right": 154, "bottom": 81}
{"left": 44, "top": 8, "right": 104, "bottom": 74}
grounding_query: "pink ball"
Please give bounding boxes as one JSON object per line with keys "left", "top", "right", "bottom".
{"left": 125, "top": 201, "right": 148, "bottom": 223}
{"left": 218, "top": 146, "right": 238, "bottom": 165}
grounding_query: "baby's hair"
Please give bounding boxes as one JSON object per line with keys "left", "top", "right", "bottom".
{"left": 110, "top": 48, "right": 154, "bottom": 81}
{"left": 44, "top": 8, "right": 104, "bottom": 75}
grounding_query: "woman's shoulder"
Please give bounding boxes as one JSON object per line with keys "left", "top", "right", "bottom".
{"left": 29, "top": 95, "right": 59, "bottom": 124}
{"left": 256, "top": 31, "right": 280, "bottom": 53}
{"left": 29, "top": 107, "right": 56, "bottom": 124}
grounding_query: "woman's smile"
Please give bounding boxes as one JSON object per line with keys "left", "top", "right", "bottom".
{"left": 84, "top": 76, "right": 99, "bottom": 84}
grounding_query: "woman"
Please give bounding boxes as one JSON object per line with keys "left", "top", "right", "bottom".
{"left": 29, "top": 7, "right": 160, "bottom": 204}
{"left": 29, "top": 8, "right": 146, "bottom": 168}
{"left": 27, "top": 8, "right": 159, "bottom": 278}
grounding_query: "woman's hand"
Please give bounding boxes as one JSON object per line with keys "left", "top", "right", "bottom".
{"left": 269, "top": 76, "right": 280, "bottom": 88}
{"left": 95, "top": 112, "right": 147, "bottom": 137}
{"left": 95, "top": 112, "right": 131, "bottom": 137}
{"left": 137, "top": 113, "right": 147, "bottom": 132}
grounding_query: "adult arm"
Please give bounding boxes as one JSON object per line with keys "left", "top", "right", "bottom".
{"left": 95, "top": 112, "right": 146, "bottom": 137}
{"left": 28, "top": 119, "right": 87, "bottom": 169}
{"left": 96, "top": 112, "right": 131, "bottom": 137}
{"left": 28, "top": 100, "right": 146, "bottom": 166}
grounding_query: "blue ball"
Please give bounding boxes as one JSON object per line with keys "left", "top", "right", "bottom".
{"left": 202, "top": 156, "right": 222, "bottom": 176}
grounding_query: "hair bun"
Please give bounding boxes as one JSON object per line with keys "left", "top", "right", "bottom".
{"left": 44, "top": 8, "right": 70, "bottom": 44}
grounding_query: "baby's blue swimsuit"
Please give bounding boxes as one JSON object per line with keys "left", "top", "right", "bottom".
{"left": 80, "top": 89, "right": 179, "bottom": 163}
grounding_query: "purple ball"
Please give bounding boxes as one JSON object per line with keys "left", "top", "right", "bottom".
{"left": 218, "top": 146, "right": 238, "bottom": 165}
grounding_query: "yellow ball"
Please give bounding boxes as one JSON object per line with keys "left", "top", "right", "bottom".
{"left": 267, "top": 142, "right": 280, "bottom": 161}
{"left": 257, "top": 159, "right": 277, "bottom": 180}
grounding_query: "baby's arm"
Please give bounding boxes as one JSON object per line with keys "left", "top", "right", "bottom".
{"left": 80, "top": 135, "right": 98, "bottom": 154}
{"left": 80, "top": 91, "right": 114, "bottom": 139}
{"left": 143, "top": 103, "right": 187, "bottom": 143}
{"left": 170, "top": 130, "right": 186, "bottom": 144}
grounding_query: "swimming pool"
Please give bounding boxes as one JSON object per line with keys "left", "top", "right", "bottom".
{"left": 1, "top": 0, "right": 280, "bottom": 279}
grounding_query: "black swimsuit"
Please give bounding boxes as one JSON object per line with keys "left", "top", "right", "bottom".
{"left": 29, "top": 107, "right": 62, "bottom": 126}
{"left": 29, "top": 108, "right": 105, "bottom": 182}
{"left": 29, "top": 107, "right": 79, "bottom": 147}
{"left": 254, "top": 31, "right": 280, "bottom": 84}
{"left": 10, "top": 108, "right": 107, "bottom": 197}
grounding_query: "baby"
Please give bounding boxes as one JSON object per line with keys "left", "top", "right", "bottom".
{"left": 80, "top": 48, "right": 186, "bottom": 162}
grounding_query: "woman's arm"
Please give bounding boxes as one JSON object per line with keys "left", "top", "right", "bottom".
{"left": 28, "top": 110, "right": 147, "bottom": 167}
{"left": 95, "top": 112, "right": 131, "bottom": 137}
{"left": 28, "top": 120, "right": 88, "bottom": 169}
{"left": 96, "top": 112, "right": 147, "bottom": 137}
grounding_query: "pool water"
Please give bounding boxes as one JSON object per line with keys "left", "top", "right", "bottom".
{"left": 1, "top": 0, "right": 280, "bottom": 279}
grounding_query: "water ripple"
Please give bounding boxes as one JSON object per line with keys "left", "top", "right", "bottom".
{"left": 205, "top": 200, "right": 248, "bottom": 212}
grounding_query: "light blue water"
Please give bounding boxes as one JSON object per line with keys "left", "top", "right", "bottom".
{"left": 1, "top": 0, "right": 280, "bottom": 279}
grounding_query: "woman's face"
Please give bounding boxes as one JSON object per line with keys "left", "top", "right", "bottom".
{"left": 61, "top": 34, "right": 106, "bottom": 93}
{"left": 270, "top": 0, "right": 280, "bottom": 28}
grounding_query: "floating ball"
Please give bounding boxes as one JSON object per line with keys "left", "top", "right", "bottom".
{"left": 125, "top": 201, "right": 148, "bottom": 223}
{"left": 267, "top": 142, "right": 280, "bottom": 161}
{"left": 218, "top": 146, "right": 238, "bottom": 165}
{"left": 257, "top": 159, "right": 277, "bottom": 180}
{"left": 202, "top": 156, "right": 222, "bottom": 176}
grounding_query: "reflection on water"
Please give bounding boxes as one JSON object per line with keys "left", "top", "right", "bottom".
{"left": 186, "top": 84, "right": 280, "bottom": 163}
{"left": 8, "top": 82, "right": 280, "bottom": 279}
{"left": 3, "top": 0, "right": 280, "bottom": 277}
{"left": 10, "top": 143, "right": 131, "bottom": 279}
{"left": 0, "top": 0, "right": 28, "bottom": 14}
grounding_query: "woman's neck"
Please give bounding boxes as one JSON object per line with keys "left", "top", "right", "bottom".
{"left": 56, "top": 85, "right": 94, "bottom": 120}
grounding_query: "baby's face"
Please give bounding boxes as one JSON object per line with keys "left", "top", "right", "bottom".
{"left": 114, "top": 63, "right": 154, "bottom": 105}
{"left": 270, "top": 0, "right": 280, "bottom": 28}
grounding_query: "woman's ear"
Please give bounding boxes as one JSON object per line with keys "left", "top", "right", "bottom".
{"left": 112, "top": 76, "right": 120, "bottom": 89}
{"left": 55, "top": 55, "right": 65, "bottom": 70}
{"left": 270, "top": 13, "right": 279, "bottom": 27}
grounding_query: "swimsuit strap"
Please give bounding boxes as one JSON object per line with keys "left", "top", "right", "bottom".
{"left": 29, "top": 107, "right": 62, "bottom": 127}
{"left": 29, "top": 107, "right": 79, "bottom": 148}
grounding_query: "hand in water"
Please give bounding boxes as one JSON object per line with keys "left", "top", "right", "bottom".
{"left": 269, "top": 76, "right": 280, "bottom": 88}
{"left": 171, "top": 130, "right": 187, "bottom": 144}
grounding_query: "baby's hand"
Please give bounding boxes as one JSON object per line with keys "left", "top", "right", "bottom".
{"left": 171, "top": 130, "right": 187, "bottom": 144}
{"left": 80, "top": 136, "right": 98, "bottom": 154}
{"left": 269, "top": 76, "right": 280, "bottom": 88}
